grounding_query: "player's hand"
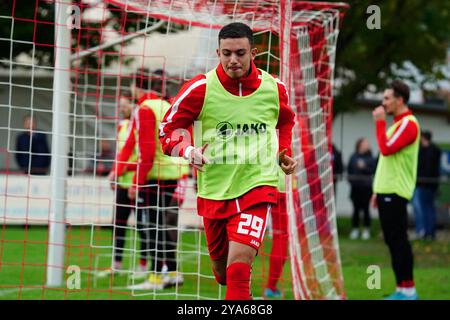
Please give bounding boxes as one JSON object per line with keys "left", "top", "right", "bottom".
{"left": 370, "top": 193, "right": 377, "bottom": 209}
{"left": 107, "top": 171, "right": 116, "bottom": 190}
{"left": 372, "top": 105, "right": 386, "bottom": 122}
{"left": 279, "top": 149, "right": 297, "bottom": 175}
{"left": 128, "top": 185, "right": 137, "bottom": 200}
{"left": 188, "top": 144, "right": 211, "bottom": 172}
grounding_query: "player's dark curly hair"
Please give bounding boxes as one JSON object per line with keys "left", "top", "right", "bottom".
{"left": 132, "top": 68, "right": 165, "bottom": 94}
{"left": 389, "top": 79, "right": 410, "bottom": 104}
{"left": 132, "top": 67, "right": 151, "bottom": 90}
{"left": 218, "top": 22, "right": 254, "bottom": 46}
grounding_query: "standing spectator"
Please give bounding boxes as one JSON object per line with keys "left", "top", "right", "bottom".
{"left": 15, "top": 116, "right": 51, "bottom": 175}
{"left": 371, "top": 80, "right": 420, "bottom": 300}
{"left": 347, "top": 137, "right": 376, "bottom": 240}
{"left": 412, "top": 130, "right": 441, "bottom": 241}
{"left": 332, "top": 143, "right": 344, "bottom": 195}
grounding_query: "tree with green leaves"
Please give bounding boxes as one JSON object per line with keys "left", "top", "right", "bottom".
{"left": 0, "top": 1, "right": 184, "bottom": 69}
{"left": 0, "top": 1, "right": 55, "bottom": 66}
{"left": 1, "top": 1, "right": 449, "bottom": 115}
{"left": 335, "top": 0, "right": 450, "bottom": 115}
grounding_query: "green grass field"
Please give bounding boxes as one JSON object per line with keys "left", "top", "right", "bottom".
{"left": 0, "top": 217, "right": 449, "bottom": 300}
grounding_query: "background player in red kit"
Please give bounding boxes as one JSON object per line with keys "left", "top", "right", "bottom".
{"left": 159, "top": 22, "right": 296, "bottom": 300}
{"left": 264, "top": 180, "right": 289, "bottom": 298}
{"left": 110, "top": 68, "right": 189, "bottom": 288}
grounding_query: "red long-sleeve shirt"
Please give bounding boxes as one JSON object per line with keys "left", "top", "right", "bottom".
{"left": 114, "top": 92, "right": 161, "bottom": 186}
{"left": 114, "top": 119, "right": 137, "bottom": 173}
{"left": 375, "top": 110, "right": 419, "bottom": 156}
{"left": 159, "top": 62, "right": 295, "bottom": 219}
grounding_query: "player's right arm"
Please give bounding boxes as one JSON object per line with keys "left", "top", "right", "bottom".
{"left": 159, "top": 75, "right": 210, "bottom": 169}
{"left": 373, "top": 106, "right": 418, "bottom": 156}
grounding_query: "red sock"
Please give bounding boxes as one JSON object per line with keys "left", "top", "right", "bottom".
{"left": 267, "top": 234, "right": 288, "bottom": 291}
{"left": 225, "top": 262, "right": 251, "bottom": 300}
{"left": 139, "top": 258, "right": 147, "bottom": 267}
{"left": 400, "top": 280, "right": 415, "bottom": 288}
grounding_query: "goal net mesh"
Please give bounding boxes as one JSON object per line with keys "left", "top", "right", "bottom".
{"left": 0, "top": 0, "right": 347, "bottom": 299}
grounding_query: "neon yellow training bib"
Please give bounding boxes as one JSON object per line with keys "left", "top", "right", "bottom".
{"left": 141, "top": 99, "right": 189, "bottom": 181}
{"left": 196, "top": 69, "right": 280, "bottom": 200}
{"left": 373, "top": 115, "right": 420, "bottom": 200}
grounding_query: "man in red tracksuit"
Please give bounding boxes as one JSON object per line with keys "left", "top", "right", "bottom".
{"left": 159, "top": 23, "right": 296, "bottom": 300}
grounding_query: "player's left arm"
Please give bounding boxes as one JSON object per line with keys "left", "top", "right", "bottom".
{"left": 128, "top": 107, "right": 157, "bottom": 199}
{"left": 133, "top": 107, "right": 156, "bottom": 186}
{"left": 115, "top": 118, "right": 137, "bottom": 175}
{"left": 276, "top": 80, "right": 296, "bottom": 174}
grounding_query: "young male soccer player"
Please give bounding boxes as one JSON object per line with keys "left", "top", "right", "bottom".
{"left": 159, "top": 22, "right": 297, "bottom": 300}
{"left": 371, "top": 80, "right": 420, "bottom": 300}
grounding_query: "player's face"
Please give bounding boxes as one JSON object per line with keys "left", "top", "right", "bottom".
{"left": 120, "top": 96, "right": 133, "bottom": 119}
{"left": 23, "top": 117, "right": 36, "bottom": 130}
{"left": 130, "top": 82, "right": 140, "bottom": 101}
{"left": 382, "top": 89, "right": 400, "bottom": 115}
{"left": 217, "top": 37, "right": 257, "bottom": 79}
{"left": 359, "top": 139, "right": 370, "bottom": 153}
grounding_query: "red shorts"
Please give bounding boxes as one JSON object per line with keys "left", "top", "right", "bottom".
{"left": 203, "top": 202, "right": 272, "bottom": 261}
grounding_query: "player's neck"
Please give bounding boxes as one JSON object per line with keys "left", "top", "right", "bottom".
{"left": 393, "top": 105, "right": 409, "bottom": 117}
